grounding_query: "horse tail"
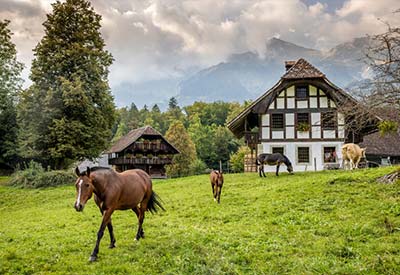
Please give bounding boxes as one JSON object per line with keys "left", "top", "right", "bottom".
{"left": 147, "top": 191, "right": 165, "bottom": 214}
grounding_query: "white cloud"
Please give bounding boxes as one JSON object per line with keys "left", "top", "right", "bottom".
{"left": 0, "top": 0, "right": 399, "bottom": 105}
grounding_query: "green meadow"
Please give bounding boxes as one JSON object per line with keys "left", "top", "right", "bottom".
{"left": 0, "top": 167, "right": 399, "bottom": 275}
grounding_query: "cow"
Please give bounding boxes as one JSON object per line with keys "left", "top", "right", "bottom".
{"left": 341, "top": 143, "right": 366, "bottom": 170}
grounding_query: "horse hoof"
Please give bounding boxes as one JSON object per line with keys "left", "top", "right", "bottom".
{"left": 89, "top": 256, "right": 97, "bottom": 262}
{"left": 109, "top": 243, "right": 116, "bottom": 249}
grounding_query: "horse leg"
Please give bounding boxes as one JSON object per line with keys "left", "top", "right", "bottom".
{"left": 132, "top": 207, "right": 144, "bottom": 238}
{"left": 217, "top": 185, "right": 222, "bottom": 204}
{"left": 276, "top": 164, "right": 280, "bottom": 176}
{"left": 89, "top": 208, "right": 114, "bottom": 262}
{"left": 211, "top": 183, "right": 216, "bottom": 201}
{"left": 259, "top": 165, "right": 266, "bottom": 177}
{"left": 96, "top": 197, "right": 116, "bottom": 248}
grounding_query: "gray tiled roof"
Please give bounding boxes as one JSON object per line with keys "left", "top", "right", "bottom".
{"left": 106, "top": 125, "right": 178, "bottom": 153}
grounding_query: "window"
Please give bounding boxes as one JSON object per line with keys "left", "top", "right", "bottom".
{"left": 323, "top": 147, "right": 337, "bottom": 163}
{"left": 321, "top": 112, "right": 336, "bottom": 130}
{"left": 296, "top": 86, "right": 309, "bottom": 99}
{"left": 297, "top": 147, "right": 310, "bottom": 163}
{"left": 272, "top": 147, "right": 284, "bottom": 155}
{"left": 271, "top": 113, "right": 284, "bottom": 129}
{"left": 296, "top": 113, "right": 309, "bottom": 124}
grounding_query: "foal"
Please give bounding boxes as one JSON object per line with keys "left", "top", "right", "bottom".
{"left": 210, "top": 170, "right": 224, "bottom": 203}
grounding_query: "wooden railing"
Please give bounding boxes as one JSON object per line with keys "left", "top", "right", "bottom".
{"left": 109, "top": 157, "right": 173, "bottom": 166}
{"left": 132, "top": 142, "right": 169, "bottom": 152}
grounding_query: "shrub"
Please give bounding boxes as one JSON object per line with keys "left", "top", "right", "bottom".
{"left": 8, "top": 161, "right": 75, "bottom": 188}
{"left": 189, "top": 159, "right": 209, "bottom": 175}
{"left": 229, "top": 146, "right": 250, "bottom": 173}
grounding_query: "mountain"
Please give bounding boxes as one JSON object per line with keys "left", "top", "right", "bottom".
{"left": 177, "top": 37, "right": 372, "bottom": 106}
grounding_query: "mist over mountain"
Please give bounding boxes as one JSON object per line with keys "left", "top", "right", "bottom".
{"left": 114, "top": 37, "right": 372, "bottom": 108}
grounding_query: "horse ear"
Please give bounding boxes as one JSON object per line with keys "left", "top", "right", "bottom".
{"left": 86, "top": 167, "right": 90, "bottom": 177}
{"left": 75, "top": 167, "right": 80, "bottom": 177}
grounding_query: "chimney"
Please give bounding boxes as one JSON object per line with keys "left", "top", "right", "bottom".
{"left": 285, "top": 61, "right": 296, "bottom": 71}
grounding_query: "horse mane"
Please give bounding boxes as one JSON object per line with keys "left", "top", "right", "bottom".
{"left": 90, "top": 166, "right": 112, "bottom": 172}
{"left": 282, "top": 154, "right": 292, "bottom": 165}
{"left": 78, "top": 166, "right": 112, "bottom": 176}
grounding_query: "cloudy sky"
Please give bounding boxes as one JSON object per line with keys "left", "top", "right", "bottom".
{"left": 1, "top": 0, "right": 399, "bottom": 107}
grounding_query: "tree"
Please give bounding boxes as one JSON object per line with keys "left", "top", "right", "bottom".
{"left": 365, "top": 16, "right": 400, "bottom": 183}
{"left": 165, "top": 120, "right": 197, "bottom": 177}
{"left": 17, "top": 0, "right": 115, "bottom": 169}
{"left": 0, "top": 20, "right": 24, "bottom": 169}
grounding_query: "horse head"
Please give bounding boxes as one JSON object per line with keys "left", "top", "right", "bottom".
{"left": 284, "top": 157, "right": 294, "bottom": 174}
{"left": 74, "top": 167, "right": 94, "bottom": 212}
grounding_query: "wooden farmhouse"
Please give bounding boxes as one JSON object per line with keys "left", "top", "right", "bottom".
{"left": 227, "top": 58, "right": 377, "bottom": 172}
{"left": 106, "top": 126, "right": 179, "bottom": 178}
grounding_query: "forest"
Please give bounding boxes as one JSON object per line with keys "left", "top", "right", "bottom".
{"left": 0, "top": 0, "right": 252, "bottom": 178}
{"left": 0, "top": 0, "right": 399, "bottom": 180}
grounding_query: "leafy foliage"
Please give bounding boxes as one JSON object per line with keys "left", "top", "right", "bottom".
{"left": 17, "top": 0, "right": 115, "bottom": 169}
{"left": 165, "top": 121, "right": 197, "bottom": 177}
{"left": 0, "top": 20, "right": 24, "bottom": 169}
{"left": 229, "top": 146, "right": 250, "bottom": 173}
{"left": 8, "top": 161, "right": 75, "bottom": 188}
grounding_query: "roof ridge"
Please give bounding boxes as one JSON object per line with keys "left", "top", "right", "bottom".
{"left": 282, "top": 58, "right": 325, "bottom": 79}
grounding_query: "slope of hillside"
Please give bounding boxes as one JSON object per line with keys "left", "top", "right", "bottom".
{"left": 1, "top": 167, "right": 399, "bottom": 274}
{"left": 177, "top": 37, "right": 371, "bottom": 105}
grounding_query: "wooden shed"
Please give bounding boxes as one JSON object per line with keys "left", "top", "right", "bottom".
{"left": 106, "top": 126, "right": 179, "bottom": 178}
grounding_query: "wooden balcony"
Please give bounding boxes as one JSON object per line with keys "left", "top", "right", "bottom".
{"left": 108, "top": 157, "right": 173, "bottom": 166}
{"left": 244, "top": 132, "right": 260, "bottom": 150}
{"left": 132, "top": 142, "right": 169, "bottom": 152}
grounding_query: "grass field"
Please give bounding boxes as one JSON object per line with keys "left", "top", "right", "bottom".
{"left": 0, "top": 167, "right": 400, "bottom": 274}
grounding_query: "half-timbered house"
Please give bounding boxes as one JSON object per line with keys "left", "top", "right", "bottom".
{"left": 227, "top": 58, "right": 377, "bottom": 172}
{"left": 106, "top": 125, "right": 179, "bottom": 178}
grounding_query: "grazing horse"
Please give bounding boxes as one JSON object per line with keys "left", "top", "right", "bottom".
{"left": 256, "top": 153, "right": 294, "bottom": 177}
{"left": 210, "top": 170, "right": 224, "bottom": 203}
{"left": 74, "top": 167, "right": 164, "bottom": 262}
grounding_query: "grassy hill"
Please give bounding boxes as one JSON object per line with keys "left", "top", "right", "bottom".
{"left": 0, "top": 167, "right": 399, "bottom": 274}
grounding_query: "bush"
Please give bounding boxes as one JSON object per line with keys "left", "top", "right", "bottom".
{"left": 229, "top": 146, "right": 250, "bottom": 173}
{"left": 8, "top": 161, "right": 75, "bottom": 188}
{"left": 189, "top": 159, "right": 209, "bottom": 175}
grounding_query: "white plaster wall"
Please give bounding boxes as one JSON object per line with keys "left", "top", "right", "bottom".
{"left": 287, "top": 98, "right": 295, "bottom": 109}
{"left": 297, "top": 100, "right": 308, "bottom": 109}
{"left": 262, "top": 127, "right": 270, "bottom": 139}
{"left": 286, "top": 127, "right": 295, "bottom": 138}
{"left": 287, "top": 86, "right": 295, "bottom": 96}
{"left": 312, "top": 126, "right": 321, "bottom": 138}
{"left": 286, "top": 113, "right": 294, "bottom": 125}
{"left": 262, "top": 114, "right": 270, "bottom": 126}
{"left": 323, "top": 130, "right": 336, "bottom": 138}
{"left": 311, "top": 113, "right": 320, "bottom": 125}
{"left": 297, "top": 131, "right": 309, "bottom": 139}
{"left": 277, "top": 98, "right": 285, "bottom": 109}
{"left": 260, "top": 141, "right": 344, "bottom": 172}
{"left": 320, "top": 97, "right": 328, "bottom": 108}
{"left": 309, "top": 85, "right": 317, "bottom": 96}
{"left": 272, "top": 131, "right": 284, "bottom": 139}
{"left": 310, "top": 97, "right": 318, "bottom": 108}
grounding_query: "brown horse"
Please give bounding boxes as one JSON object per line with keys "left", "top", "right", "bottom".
{"left": 74, "top": 167, "right": 164, "bottom": 262}
{"left": 210, "top": 170, "right": 224, "bottom": 203}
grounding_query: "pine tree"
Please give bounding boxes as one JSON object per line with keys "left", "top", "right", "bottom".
{"left": 17, "top": 0, "right": 115, "bottom": 169}
{"left": 0, "top": 20, "right": 24, "bottom": 169}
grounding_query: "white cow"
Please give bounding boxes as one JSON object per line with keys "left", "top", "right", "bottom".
{"left": 341, "top": 143, "right": 366, "bottom": 170}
